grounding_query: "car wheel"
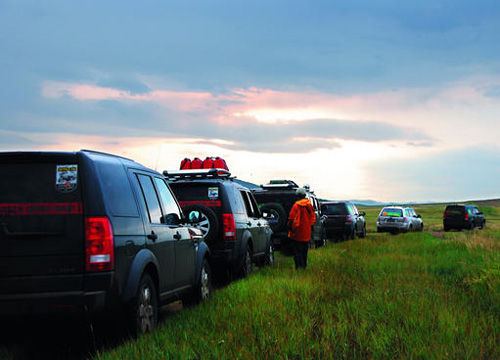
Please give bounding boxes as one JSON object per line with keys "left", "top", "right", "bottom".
{"left": 260, "top": 203, "right": 287, "bottom": 233}
{"left": 129, "top": 273, "right": 158, "bottom": 335}
{"left": 182, "top": 205, "right": 219, "bottom": 243}
{"left": 480, "top": 221, "right": 485, "bottom": 229}
{"left": 183, "top": 258, "right": 212, "bottom": 306}
{"left": 264, "top": 243, "right": 274, "bottom": 266}
{"left": 240, "top": 245, "right": 253, "bottom": 278}
{"left": 420, "top": 223, "right": 424, "bottom": 232}
{"left": 350, "top": 227, "right": 357, "bottom": 240}
{"left": 444, "top": 226, "right": 450, "bottom": 232}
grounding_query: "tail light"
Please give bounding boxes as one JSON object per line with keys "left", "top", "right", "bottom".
{"left": 403, "top": 217, "right": 407, "bottom": 222}
{"left": 443, "top": 213, "right": 446, "bottom": 220}
{"left": 345, "top": 215, "right": 353, "bottom": 223}
{"left": 465, "top": 213, "right": 469, "bottom": 221}
{"left": 85, "top": 216, "right": 114, "bottom": 272}
{"left": 222, "top": 213, "right": 236, "bottom": 241}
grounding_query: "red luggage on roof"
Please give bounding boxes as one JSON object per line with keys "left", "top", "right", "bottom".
{"left": 191, "top": 157, "right": 203, "bottom": 169}
{"left": 214, "top": 156, "right": 229, "bottom": 170}
{"left": 202, "top": 157, "right": 215, "bottom": 169}
{"left": 179, "top": 158, "right": 191, "bottom": 170}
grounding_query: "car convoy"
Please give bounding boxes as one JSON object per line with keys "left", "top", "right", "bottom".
{"left": 0, "top": 151, "right": 488, "bottom": 335}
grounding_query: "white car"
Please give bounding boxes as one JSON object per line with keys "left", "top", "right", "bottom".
{"left": 377, "top": 206, "right": 424, "bottom": 234}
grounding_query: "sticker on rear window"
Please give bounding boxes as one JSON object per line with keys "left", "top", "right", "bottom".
{"left": 208, "top": 187, "right": 218, "bottom": 200}
{"left": 56, "top": 164, "right": 78, "bottom": 193}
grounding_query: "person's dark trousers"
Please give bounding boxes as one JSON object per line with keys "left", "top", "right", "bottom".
{"left": 294, "top": 240, "right": 309, "bottom": 269}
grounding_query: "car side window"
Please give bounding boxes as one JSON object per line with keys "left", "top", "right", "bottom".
{"left": 247, "top": 192, "right": 261, "bottom": 218}
{"left": 154, "top": 177, "right": 182, "bottom": 224}
{"left": 240, "top": 190, "right": 254, "bottom": 218}
{"left": 136, "top": 174, "right": 163, "bottom": 224}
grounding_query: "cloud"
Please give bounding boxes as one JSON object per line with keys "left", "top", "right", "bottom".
{"left": 364, "top": 145, "right": 500, "bottom": 202}
{"left": 36, "top": 81, "right": 434, "bottom": 152}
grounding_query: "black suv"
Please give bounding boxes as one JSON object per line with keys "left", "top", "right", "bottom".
{"left": 321, "top": 201, "right": 366, "bottom": 240}
{"left": 0, "top": 150, "right": 211, "bottom": 334}
{"left": 164, "top": 169, "right": 274, "bottom": 277}
{"left": 443, "top": 204, "right": 486, "bottom": 231}
{"left": 251, "top": 180, "right": 325, "bottom": 248}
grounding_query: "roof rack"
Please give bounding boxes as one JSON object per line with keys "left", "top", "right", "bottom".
{"left": 163, "top": 168, "right": 232, "bottom": 180}
{"left": 260, "top": 179, "right": 299, "bottom": 189}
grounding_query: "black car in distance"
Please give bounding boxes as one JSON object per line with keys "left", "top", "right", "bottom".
{"left": 443, "top": 204, "right": 486, "bottom": 231}
{"left": 321, "top": 201, "right": 366, "bottom": 241}
{"left": 165, "top": 169, "right": 274, "bottom": 279}
{"left": 251, "top": 180, "right": 326, "bottom": 248}
{"left": 0, "top": 150, "right": 211, "bottom": 335}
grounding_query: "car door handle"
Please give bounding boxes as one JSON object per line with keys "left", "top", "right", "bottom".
{"left": 147, "top": 231, "right": 158, "bottom": 241}
{"left": 247, "top": 222, "right": 252, "bottom": 226}
{"left": 173, "top": 231, "right": 182, "bottom": 240}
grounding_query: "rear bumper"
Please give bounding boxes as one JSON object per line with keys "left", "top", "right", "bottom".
{"left": 0, "top": 290, "right": 107, "bottom": 316}
{"left": 377, "top": 222, "right": 409, "bottom": 232}
{"left": 0, "top": 272, "right": 114, "bottom": 316}
{"left": 324, "top": 224, "right": 353, "bottom": 238}
{"left": 443, "top": 220, "right": 470, "bottom": 229}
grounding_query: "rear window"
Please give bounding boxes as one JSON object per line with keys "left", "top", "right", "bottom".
{"left": 445, "top": 206, "right": 465, "bottom": 216}
{"left": 321, "top": 203, "right": 347, "bottom": 215}
{"left": 380, "top": 208, "right": 403, "bottom": 217}
{"left": 169, "top": 182, "right": 222, "bottom": 208}
{"left": 0, "top": 161, "right": 82, "bottom": 204}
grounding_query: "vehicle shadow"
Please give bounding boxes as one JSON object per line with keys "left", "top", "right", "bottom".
{"left": 0, "top": 302, "right": 184, "bottom": 360}
{"left": 0, "top": 270, "right": 239, "bottom": 360}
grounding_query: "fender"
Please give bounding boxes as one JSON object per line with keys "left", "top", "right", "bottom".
{"left": 194, "top": 241, "right": 210, "bottom": 287}
{"left": 122, "top": 248, "right": 159, "bottom": 303}
{"left": 234, "top": 230, "right": 253, "bottom": 268}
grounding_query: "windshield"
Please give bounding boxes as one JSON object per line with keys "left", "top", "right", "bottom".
{"left": 380, "top": 208, "right": 403, "bottom": 217}
{"left": 321, "top": 203, "right": 347, "bottom": 215}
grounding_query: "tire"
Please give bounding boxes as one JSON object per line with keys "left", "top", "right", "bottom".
{"left": 444, "top": 226, "right": 450, "bottom": 232}
{"left": 184, "top": 258, "right": 212, "bottom": 306}
{"left": 264, "top": 243, "right": 274, "bottom": 266}
{"left": 420, "top": 223, "right": 424, "bottom": 232}
{"left": 182, "top": 205, "right": 219, "bottom": 243}
{"left": 480, "top": 221, "right": 485, "bottom": 229}
{"left": 240, "top": 245, "right": 253, "bottom": 278}
{"left": 350, "top": 227, "right": 357, "bottom": 240}
{"left": 260, "top": 203, "right": 287, "bottom": 233}
{"left": 129, "top": 273, "right": 158, "bottom": 335}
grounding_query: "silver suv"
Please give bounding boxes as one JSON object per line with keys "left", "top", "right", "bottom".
{"left": 377, "top": 206, "right": 424, "bottom": 234}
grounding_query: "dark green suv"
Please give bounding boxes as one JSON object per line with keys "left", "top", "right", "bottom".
{"left": 0, "top": 150, "right": 211, "bottom": 335}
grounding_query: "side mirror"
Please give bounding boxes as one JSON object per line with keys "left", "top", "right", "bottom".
{"left": 359, "top": 211, "right": 366, "bottom": 217}
{"left": 477, "top": 212, "right": 483, "bottom": 215}
{"left": 162, "top": 213, "right": 181, "bottom": 225}
{"left": 416, "top": 214, "right": 421, "bottom": 218}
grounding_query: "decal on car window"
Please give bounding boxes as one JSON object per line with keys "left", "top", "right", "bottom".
{"left": 56, "top": 164, "right": 78, "bottom": 193}
{"left": 208, "top": 187, "right": 219, "bottom": 200}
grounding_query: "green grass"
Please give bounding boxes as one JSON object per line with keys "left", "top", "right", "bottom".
{"left": 93, "top": 205, "right": 499, "bottom": 360}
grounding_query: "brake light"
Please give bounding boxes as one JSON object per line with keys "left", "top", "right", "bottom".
{"left": 443, "top": 213, "right": 446, "bottom": 220}
{"left": 345, "top": 215, "right": 353, "bottom": 223}
{"left": 85, "top": 217, "right": 114, "bottom": 272}
{"left": 403, "top": 217, "right": 407, "bottom": 222}
{"left": 222, "top": 213, "right": 236, "bottom": 241}
{"left": 465, "top": 213, "right": 469, "bottom": 221}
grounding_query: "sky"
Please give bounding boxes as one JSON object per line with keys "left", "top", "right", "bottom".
{"left": 1, "top": 0, "right": 500, "bottom": 202}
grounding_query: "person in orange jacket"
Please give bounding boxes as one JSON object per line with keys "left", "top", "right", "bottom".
{"left": 287, "top": 188, "right": 316, "bottom": 269}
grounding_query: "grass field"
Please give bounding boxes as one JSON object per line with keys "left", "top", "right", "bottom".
{"left": 1, "top": 203, "right": 499, "bottom": 359}
{"left": 91, "top": 204, "right": 499, "bottom": 359}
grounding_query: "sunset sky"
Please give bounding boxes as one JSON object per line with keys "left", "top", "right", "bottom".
{"left": 1, "top": 1, "right": 500, "bottom": 202}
